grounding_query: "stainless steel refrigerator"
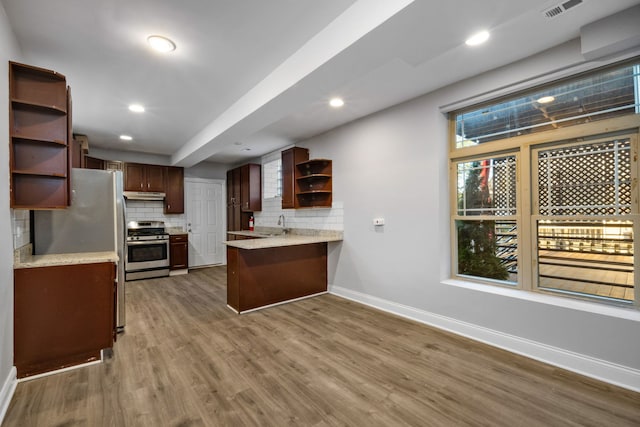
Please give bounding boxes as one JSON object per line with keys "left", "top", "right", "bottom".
{"left": 33, "top": 168, "right": 127, "bottom": 331}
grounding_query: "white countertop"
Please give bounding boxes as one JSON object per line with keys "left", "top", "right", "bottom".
{"left": 225, "top": 228, "right": 343, "bottom": 250}
{"left": 14, "top": 251, "right": 119, "bottom": 269}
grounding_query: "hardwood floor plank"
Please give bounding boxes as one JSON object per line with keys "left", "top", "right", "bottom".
{"left": 3, "top": 266, "right": 639, "bottom": 426}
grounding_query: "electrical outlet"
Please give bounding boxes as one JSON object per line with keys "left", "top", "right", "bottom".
{"left": 373, "top": 218, "right": 385, "bottom": 226}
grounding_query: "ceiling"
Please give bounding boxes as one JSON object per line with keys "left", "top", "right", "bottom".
{"left": 3, "top": 0, "right": 640, "bottom": 167}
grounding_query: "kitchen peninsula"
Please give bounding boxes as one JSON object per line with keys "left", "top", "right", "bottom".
{"left": 224, "top": 228, "right": 342, "bottom": 313}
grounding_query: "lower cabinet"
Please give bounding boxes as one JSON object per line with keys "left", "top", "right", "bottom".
{"left": 14, "top": 262, "right": 115, "bottom": 379}
{"left": 170, "top": 234, "right": 189, "bottom": 270}
{"left": 227, "top": 243, "right": 327, "bottom": 312}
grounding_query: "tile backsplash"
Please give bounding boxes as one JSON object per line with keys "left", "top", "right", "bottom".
{"left": 254, "top": 197, "right": 343, "bottom": 231}
{"left": 125, "top": 200, "right": 186, "bottom": 230}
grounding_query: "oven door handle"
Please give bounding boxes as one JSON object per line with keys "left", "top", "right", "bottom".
{"left": 126, "top": 240, "right": 169, "bottom": 246}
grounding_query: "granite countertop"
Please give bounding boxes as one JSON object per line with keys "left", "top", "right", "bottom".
{"left": 166, "top": 227, "right": 187, "bottom": 235}
{"left": 14, "top": 244, "right": 119, "bottom": 269}
{"left": 225, "top": 228, "right": 343, "bottom": 250}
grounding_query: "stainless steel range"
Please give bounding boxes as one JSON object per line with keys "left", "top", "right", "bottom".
{"left": 125, "top": 220, "right": 170, "bottom": 281}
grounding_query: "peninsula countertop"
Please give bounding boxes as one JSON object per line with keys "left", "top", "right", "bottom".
{"left": 225, "top": 228, "right": 343, "bottom": 250}
{"left": 14, "top": 244, "right": 119, "bottom": 269}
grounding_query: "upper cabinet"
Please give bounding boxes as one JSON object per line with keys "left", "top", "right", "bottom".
{"left": 240, "top": 163, "right": 262, "bottom": 212}
{"left": 164, "top": 166, "right": 184, "bottom": 214}
{"left": 281, "top": 147, "right": 309, "bottom": 209}
{"left": 124, "top": 163, "right": 165, "bottom": 192}
{"left": 84, "top": 156, "right": 105, "bottom": 170}
{"left": 9, "top": 61, "right": 71, "bottom": 209}
{"left": 295, "top": 159, "right": 332, "bottom": 208}
{"left": 226, "top": 163, "right": 261, "bottom": 232}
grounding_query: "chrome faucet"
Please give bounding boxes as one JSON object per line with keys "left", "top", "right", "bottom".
{"left": 277, "top": 214, "right": 288, "bottom": 234}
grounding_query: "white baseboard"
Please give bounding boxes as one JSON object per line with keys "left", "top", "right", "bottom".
{"left": 0, "top": 366, "right": 17, "bottom": 424}
{"left": 169, "top": 269, "right": 188, "bottom": 276}
{"left": 329, "top": 285, "right": 640, "bottom": 393}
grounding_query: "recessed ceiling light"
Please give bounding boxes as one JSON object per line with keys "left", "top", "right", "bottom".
{"left": 537, "top": 96, "right": 555, "bottom": 104}
{"left": 147, "top": 35, "right": 176, "bottom": 53}
{"left": 119, "top": 135, "right": 133, "bottom": 141}
{"left": 329, "top": 98, "right": 344, "bottom": 108}
{"left": 128, "top": 104, "right": 145, "bottom": 113}
{"left": 465, "top": 30, "right": 490, "bottom": 46}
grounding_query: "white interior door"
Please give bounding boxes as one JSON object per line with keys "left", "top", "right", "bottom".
{"left": 185, "top": 178, "right": 224, "bottom": 267}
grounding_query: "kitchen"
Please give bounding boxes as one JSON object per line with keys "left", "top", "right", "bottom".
{"left": 2, "top": 0, "right": 640, "bottom": 425}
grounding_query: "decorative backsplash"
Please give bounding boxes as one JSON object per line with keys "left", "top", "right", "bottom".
{"left": 125, "top": 200, "right": 186, "bottom": 230}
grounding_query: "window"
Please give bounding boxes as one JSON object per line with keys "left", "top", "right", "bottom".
{"left": 263, "top": 158, "right": 282, "bottom": 199}
{"left": 455, "top": 156, "right": 518, "bottom": 283}
{"left": 450, "top": 59, "right": 640, "bottom": 307}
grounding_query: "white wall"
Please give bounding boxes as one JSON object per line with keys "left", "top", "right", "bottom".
{"left": 0, "top": 4, "right": 22, "bottom": 419}
{"left": 306, "top": 40, "right": 640, "bottom": 390}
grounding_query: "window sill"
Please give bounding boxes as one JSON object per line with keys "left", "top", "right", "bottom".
{"left": 442, "top": 278, "right": 640, "bottom": 321}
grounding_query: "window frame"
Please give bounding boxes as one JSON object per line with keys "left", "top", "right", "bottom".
{"left": 449, "top": 114, "right": 640, "bottom": 308}
{"left": 450, "top": 152, "right": 520, "bottom": 287}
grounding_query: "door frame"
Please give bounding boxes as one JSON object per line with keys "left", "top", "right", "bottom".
{"left": 184, "top": 177, "right": 226, "bottom": 267}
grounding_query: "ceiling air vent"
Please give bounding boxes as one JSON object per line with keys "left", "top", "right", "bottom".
{"left": 542, "top": 0, "right": 584, "bottom": 19}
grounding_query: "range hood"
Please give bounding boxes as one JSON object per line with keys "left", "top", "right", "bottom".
{"left": 123, "top": 191, "right": 166, "bottom": 201}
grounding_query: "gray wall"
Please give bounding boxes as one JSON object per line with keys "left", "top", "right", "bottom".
{"left": 0, "top": 4, "right": 22, "bottom": 414}
{"left": 303, "top": 39, "right": 640, "bottom": 383}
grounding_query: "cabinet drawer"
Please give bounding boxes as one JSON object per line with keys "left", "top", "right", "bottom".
{"left": 170, "top": 234, "right": 188, "bottom": 243}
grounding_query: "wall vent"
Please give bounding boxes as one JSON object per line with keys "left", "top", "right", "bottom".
{"left": 542, "top": 0, "right": 584, "bottom": 19}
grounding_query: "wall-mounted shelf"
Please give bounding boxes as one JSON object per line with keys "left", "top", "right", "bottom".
{"left": 9, "top": 61, "right": 70, "bottom": 209}
{"left": 295, "top": 159, "right": 332, "bottom": 208}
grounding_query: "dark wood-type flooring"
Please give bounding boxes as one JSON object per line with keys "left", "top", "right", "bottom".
{"left": 3, "top": 266, "right": 640, "bottom": 426}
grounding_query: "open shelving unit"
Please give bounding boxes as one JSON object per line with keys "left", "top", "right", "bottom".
{"left": 295, "top": 159, "right": 332, "bottom": 208}
{"left": 9, "top": 61, "right": 70, "bottom": 209}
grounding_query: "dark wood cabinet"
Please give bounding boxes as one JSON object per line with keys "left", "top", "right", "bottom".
{"left": 296, "top": 159, "right": 332, "bottom": 208}
{"left": 281, "top": 147, "right": 309, "bottom": 209}
{"left": 124, "top": 163, "right": 144, "bottom": 191}
{"left": 226, "top": 164, "right": 260, "bottom": 233}
{"left": 14, "top": 262, "right": 115, "bottom": 378}
{"left": 226, "top": 169, "right": 241, "bottom": 232}
{"left": 240, "top": 163, "right": 261, "bottom": 212}
{"left": 9, "top": 61, "right": 70, "bottom": 209}
{"left": 165, "top": 166, "right": 184, "bottom": 214}
{"left": 124, "top": 163, "right": 165, "bottom": 192}
{"left": 146, "top": 165, "right": 165, "bottom": 192}
{"left": 170, "top": 234, "right": 188, "bottom": 270}
{"left": 71, "top": 139, "right": 86, "bottom": 169}
{"left": 227, "top": 168, "right": 241, "bottom": 207}
{"left": 84, "top": 156, "right": 105, "bottom": 170}
{"left": 227, "top": 243, "right": 327, "bottom": 313}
